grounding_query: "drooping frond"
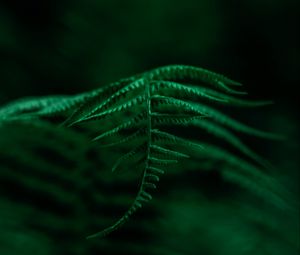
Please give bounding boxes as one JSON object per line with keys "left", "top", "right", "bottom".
{"left": 0, "top": 64, "right": 286, "bottom": 239}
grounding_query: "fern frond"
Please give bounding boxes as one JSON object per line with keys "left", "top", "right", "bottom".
{"left": 0, "top": 64, "right": 286, "bottom": 240}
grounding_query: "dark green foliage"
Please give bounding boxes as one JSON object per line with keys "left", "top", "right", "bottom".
{"left": 0, "top": 65, "right": 290, "bottom": 241}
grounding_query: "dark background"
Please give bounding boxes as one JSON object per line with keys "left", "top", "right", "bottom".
{"left": 0, "top": 0, "right": 298, "bottom": 103}
{"left": 0, "top": 0, "right": 299, "bottom": 254}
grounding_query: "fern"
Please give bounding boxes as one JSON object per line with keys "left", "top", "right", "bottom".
{"left": 0, "top": 64, "right": 286, "bottom": 239}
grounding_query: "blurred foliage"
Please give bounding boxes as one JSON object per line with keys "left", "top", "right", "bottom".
{"left": 0, "top": 0, "right": 299, "bottom": 254}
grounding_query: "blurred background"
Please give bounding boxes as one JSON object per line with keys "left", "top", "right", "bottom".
{"left": 0, "top": 0, "right": 299, "bottom": 254}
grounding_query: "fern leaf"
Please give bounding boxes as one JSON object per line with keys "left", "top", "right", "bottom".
{"left": 94, "top": 78, "right": 146, "bottom": 110}
{"left": 150, "top": 145, "right": 190, "bottom": 159}
{"left": 73, "top": 94, "right": 147, "bottom": 125}
{"left": 141, "top": 65, "right": 245, "bottom": 94}
{"left": 152, "top": 129, "right": 204, "bottom": 151}
{"left": 139, "top": 191, "right": 153, "bottom": 201}
{"left": 92, "top": 112, "right": 147, "bottom": 141}
{"left": 151, "top": 80, "right": 228, "bottom": 103}
{"left": 151, "top": 80, "right": 272, "bottom": 107}
{"left": 95, "top": 128, "right": 146, "bottom": 147}
{"left": 149, "top": 157, "right": 178, "bottom": 166}
{"left": 63, "top": 77, "right": 136, "bottom": 126}
{"left": 147, "top": 166, "right": 165, "bottom": 174}
{"left": 151, "top": 112, "right": 205, "bottom": 126}
{"left": 153, "top": 95, "right": 283, "bottom": 140}
{"left": 190, "top": 87, "right": 273, "bottom": 107}
{"left": 81, "top": 79, "right": 147, "bottom": 121}
{"left": 151, "top": 95, "right": 209, "bottom": 116}
{"left": 144, "top": 173, "right": 160, "bottom": 182}
{"left": 143, "top": 182, "right": 157, "bottom": 189}
{"left": 153, "top": 115, "right": 272, "bottom": 169}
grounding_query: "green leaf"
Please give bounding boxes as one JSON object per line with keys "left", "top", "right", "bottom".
{"left": 151, "top": 80, "right": 272, "bottom": 107}
{"left": 150, "top": 145, "right": 190, "bottom": 159}
{"left": 73, "top": 94, "right": 147, "bottom": 124}
{"left": 92, "top": 112, "right": 146, "bottom": 141}
{"left": 152, "top": 129, "right": 204, "bottom": 152}
{"left": 153, "top": 96, "right": 283, "bottom": 140}
{"left": 140, "top": 65, "right": 245, "bottom": 94}
{"left": 63, "top": 77, "right": 136, "bottom": 126}
{"left": 94, "top": 128, "right": 146, "bottom": 147}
